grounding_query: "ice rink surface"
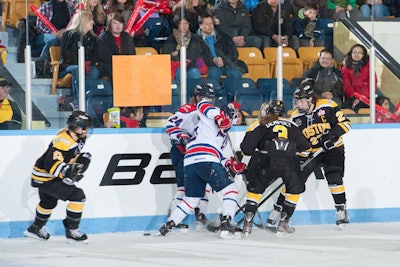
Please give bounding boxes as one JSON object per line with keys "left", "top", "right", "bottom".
{"left": 1, "top": 222, "right": 400, "bottom": 267}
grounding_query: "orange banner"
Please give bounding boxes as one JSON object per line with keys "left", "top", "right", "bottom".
{"left": 112, "top": 55, "right": 171, "bottom": 106}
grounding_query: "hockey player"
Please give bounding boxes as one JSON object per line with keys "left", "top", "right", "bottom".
{"left": 165, "top": 85, "right": 210, "bottom": 226}
{"left": 240, "top": 100, "right": 311, "bottom": 235}
{"left": 159, "top": 84, "right": 247, "bottom": 239}
{"left": 25, "top": 110, "right": 93, "bottom": 243}
{"left": 267, "top": 78, "right": 352, "bottom": 229}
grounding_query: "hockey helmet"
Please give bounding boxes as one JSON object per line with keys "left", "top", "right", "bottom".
{"left": 259, "top": 102, "right": 270, "bottom": 118}
{"left": 195, "top": 84, "right": 215, "bottom": 100}
{"left": 221, "top": 104, "right": 238, "bottom": 125}
{"left": 294, "top": 78, "right": 314, "bottom": 99}
{"left": 267, "top": 99, "right": 285, "bottom": 116}
{"left": 67, "top": 110, "right": 93, "bottom": 131}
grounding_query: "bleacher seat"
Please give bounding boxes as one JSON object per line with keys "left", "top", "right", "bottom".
{"left": 222, "top": 77, "right": 257, "bottom": 103}
{"left": 237, "top": 47, "right": 271, "bottom": 82}
{"left": 135, "top": 47, "right": 159, "bottom": 55}
{"left": 291, "top": 77, "right": 303, "bottom": 90}
{"left": 49, "top": 46, "right": 72, "bottom": 95}
{"left": 162, "top": 79, "right": 181, "bottom": 112}
{"left": 234, "top": 88, "right": 264, "bottom": 115}
{"left": 298, "top": 47, "right": 325, "bottom": 72}
{"left": 1, "top": 0, "right": 41, "bottom": 31}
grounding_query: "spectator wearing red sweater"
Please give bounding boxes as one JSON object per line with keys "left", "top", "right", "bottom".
{"left": 341, "top": 44, "right": 377, "bottom": 112}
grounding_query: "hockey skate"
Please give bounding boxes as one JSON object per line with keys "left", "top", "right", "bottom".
{"left": 24, "top": 224, "right": 50, "bottom": 241}
{"left": 219, "top": 215, "right": 242, "bottom": 239}
{"left": 159, "top": 220, "right": 176, "bottom": 236}
{"left": 194, "top": 207, "right": 209, "bottom": 225}
{"left": 63, "top": 219, "right": 88, "bottom": 244}
{"left": 335, "top": 204, "right": 350, "bottom": 229}
{"left": 242, "top": 211, "right": 255, "bottom": 238}
{"left": 266, "top": 204, "right": 282, "bottom": 231}
{"left": 277, "top": 212, "right": 295, "bottom": 235}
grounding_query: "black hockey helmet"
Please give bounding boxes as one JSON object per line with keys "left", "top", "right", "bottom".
{"left": 294, "top": 78, "right": 314, "bottom": 99}
{"left": 67, "top": 110, "right": 93, "bottom": 131}
{"left": 267, "top": 99, "right": 285, "bottom": 116}
{"left": 195, "top": 84, "right": 215, "bottom": 99}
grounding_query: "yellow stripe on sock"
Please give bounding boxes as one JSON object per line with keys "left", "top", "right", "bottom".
{"left": 285, "top": 193, "right": 300, "bottom": 205}
{"left": 329, "top": 185, "right": 345, "bottom": 194}
{"left": 246, "top": 192, "right": 262, "bottom": 202}
{"left": 67, "top": 201, "right": 85, "bottom": 213}
{"left": 37, "top": 204, "right": 52, "bottom": 215}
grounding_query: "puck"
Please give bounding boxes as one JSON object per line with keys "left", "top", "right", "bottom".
{"left": 143, "top": 232, "right": 151, "bottom": 236}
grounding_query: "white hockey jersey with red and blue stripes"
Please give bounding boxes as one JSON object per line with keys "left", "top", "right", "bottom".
{"left": 166, "top": 104, "right": 199, "bottom": 141}
{"left": 184, "top": 100, "right": 228, "bottom": 166}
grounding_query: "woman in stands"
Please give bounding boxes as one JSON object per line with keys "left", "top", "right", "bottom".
{"left": 80, "top": 0, "right": 107, "bottom": 35}
{"left": 341, "top": 44, "right": 377, "bottom": 112}
{"left": 98, "top": 12, "right": 136, "bottom": 82}
{"left": 60, "top": 11, "right": 99, "bottom": 109}
{"left": 172, "top": 0, "right": 209, "bottom": 33}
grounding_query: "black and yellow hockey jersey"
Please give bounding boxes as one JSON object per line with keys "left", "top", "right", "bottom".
{"left": 291, "top": 98, "right": 351, "bottom": 152}
{"left": 31, "top": 129, "right": 86, "bottom": 185}
{"left": 240, "top": 118, "right": 311, "bottom": 157}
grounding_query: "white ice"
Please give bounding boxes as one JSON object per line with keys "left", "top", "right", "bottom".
{"left": 1, "top": 222, "right": 400, "bottom": 267}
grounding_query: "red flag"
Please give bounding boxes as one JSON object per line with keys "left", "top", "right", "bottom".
{"left": 129, "top": 7, "right": 155, "bottom": 36}
{"left": 125, "top": 0, "right": 144, "bottom": 33}
{"left": 30, "top": 5, "right": 58, "bottom": 33}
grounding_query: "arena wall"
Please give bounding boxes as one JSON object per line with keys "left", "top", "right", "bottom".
{"left": 1, "top": 124, "right": 399, "bottom": 238}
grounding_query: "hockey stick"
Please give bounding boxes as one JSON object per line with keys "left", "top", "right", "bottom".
{"left": 226, "top": 132, "right": 266, "bottom": 229}
{"left": 235, "top": 146, "right": 325, "bottom": 227}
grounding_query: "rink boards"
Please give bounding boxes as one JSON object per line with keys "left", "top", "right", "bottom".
{"left": 1, "top": 124, "right": 400, "bottom": 238}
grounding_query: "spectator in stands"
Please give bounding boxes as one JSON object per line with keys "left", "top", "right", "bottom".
{"left": 80, "top": 0, "right": 107, "bottom": 35}
{"left": 0, "top": 77, "right": 22, "bottom": 130}
{"left": 375, "top": 96, "right": 400, "bottom": 123}
{"left": 98, "top": 12, "right": 136, "bottom": 82}
{"left": 213, "top": 0, "right": 263, "bottom": 50}
{"left": 341, "top": 44, "right": 376, "bottom": 112}
{"left": 59, "top": 11, "right": 100, "bottom": 109}
{"left": 326, "top": 0, "right": 360, "bottom": 20}
{"left": 357, "top": 0, "right": 391, "bottom": 18}
{"left": 302, "top": 48, "right": 344, "bottom": 106}
{"left": 104, "top": 0, "right": 135, "bottom": 26}
{"left": 251, "top": 0, "right": 299, "bottom": 51}
{"left": 198, "top": 15, "right": 245, "bottom": 82}
{"left": 172, "top": 0, "right": 209, "bottom": 33}
{"left": 34, "top": 0, "right": 75, "bottom": 61}
{"left": 292, "top": 0, "right": 330, "bottom": 18}
{"left": 293, "top": 3, "right": 325, "bottom": 48}
{"left": 163, "top": 13, "right": 213, "bottom": 80}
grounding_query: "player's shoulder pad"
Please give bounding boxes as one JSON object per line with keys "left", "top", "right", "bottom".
{"left": 279, "top": 117, "right": 298, "bottom": 127}
{"left": 290, "top": 108, "right": 302, "bottom": 118}
{"left": 246, "top": 120, "right": 260, "bottom": 132}
{"left": 53, "top": 130, "right": 77, "bottom": 151}
{"left": 178, "top": 103, "right": 197, "bottom": 114}
{"left": 316, "top": 98, "right": 338, "bottom": 109}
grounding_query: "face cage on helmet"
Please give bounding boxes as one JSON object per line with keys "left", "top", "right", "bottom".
{"left": 295, "top": 97, "right": 313, "bottom": 114}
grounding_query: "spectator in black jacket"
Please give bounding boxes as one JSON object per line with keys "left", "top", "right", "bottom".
{"left": 98, "top": 12, "right": 136, "bottom": 81}
{"left": 163, "top": 13, "right": 214, "bottom": 79}
{"left": 302, "top": 48, "right": 344, "bottom": 106}
{"left": 198, "top": 15, "right": 246, "bottom": 82}
{"left": 59, "top": 11, "right": 99, "bottom": 109}
{"left": 252, "top": 0, "right": 299, "bottom": 51}
{"left": 213, "top": 0, "right": 262, "bottom": 50}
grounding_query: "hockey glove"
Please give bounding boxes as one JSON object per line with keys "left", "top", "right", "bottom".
{"left": 321, "top": 134, "right": 338, "bottom": 151}
{"left": 224, "top": 157, "right": 247, "bottom": 174}
{"left": 62, "top": 163, "right": 84, "bottom": 184}
{"left": 176, "top": 133, "right": 190, "bottom": 154}
{"left": 76, "top": 152, "right": 91, "bottom": 174}
{"left": 214, "top": 112, "right": 232, "bottom": 132}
